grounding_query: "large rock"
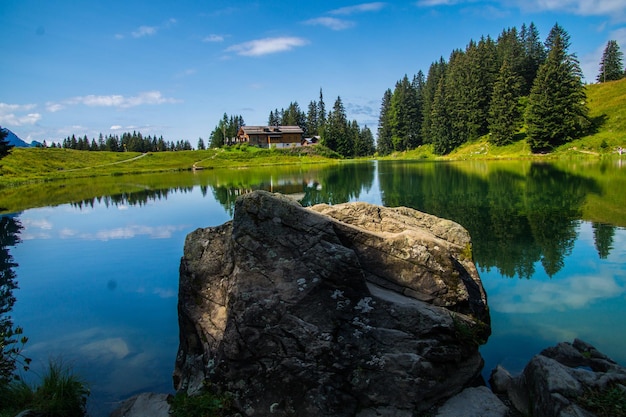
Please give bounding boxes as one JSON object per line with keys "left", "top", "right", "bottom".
{"left": 491, "top": 339, "right": 626, "bottom": 417}
{"left": 174, "top": 190, "right": 490, "bottom": 416}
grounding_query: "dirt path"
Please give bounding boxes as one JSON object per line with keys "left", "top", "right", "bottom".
{"left": 61, "top": 153, "right": 148, "bottom": 172}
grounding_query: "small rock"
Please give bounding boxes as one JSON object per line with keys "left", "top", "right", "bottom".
{"left": 435, "top": 386, "right": 509, "bottom": 417}
{"left": 109, "top": 392, "right": 171, "bottom": 417}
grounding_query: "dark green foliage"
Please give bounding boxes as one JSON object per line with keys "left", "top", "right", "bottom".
{"left": 376, "top": 89, "right": 393, "bottom": 155}
{"left": 0, "top": 216, "right": 28, "bottom": 386}
{"left": 520, "top": 22, "right": 547, "bottom": 94}
{"left": 389, "top": 75, "right": 421, "bottom": 150}
{"left": 0, "top": 128, "right": 14, "bottom": 161}
{"left": 421, "top": 58, "right": 447, "bottom": 144}
{"left": 430, "top": 78, "right": 454, "bottom": 155}
{"left": 197, "top": 138, "right": 206, "bottom": 150}
{"left": 488, "top": 61, "right": 524, "bottom": 145}
{"left": 597, "top": 40, "right": 624, "bottom": 83}
{"left": 526, "top": 24, "right": 589, "bottom": 152}
{"left": 170, "top": 390, "right": 233, "bottom": 417}
{"left": 592, "top": 222, "right": 615, "bottom": 259}
{"left": 209, "top": 113, "right": 245, "bottom": 148}
{"left": 324, "top": 96, "right": 352, "bottom": 157}
{"left": 354, "top": 124, "right": 375, "bottom": 157}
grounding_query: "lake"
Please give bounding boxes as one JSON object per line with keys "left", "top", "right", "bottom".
{"left": 2, "top": 159, "right": 625, "bottom": 416}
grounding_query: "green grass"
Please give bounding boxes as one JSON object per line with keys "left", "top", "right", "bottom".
{"left": 579, "top": 384, "right": 626, "bottom": 417}
{"left": 0, "top": 361, "right": 89, "bottom": 417}
{"left": 169, "top": 390, "right": 233, "bottom": 417}
{"left": 0, "top": 145, "right": 340, "bottom": 187}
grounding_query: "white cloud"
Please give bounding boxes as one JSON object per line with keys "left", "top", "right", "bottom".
{"left": 416, "top": 0, "right": 467, "bottom": 6}
{"left": 46, "top": 102, "right": 65, "bottom": 112}
{"left": 48, "top": 91, "right": 180, "bottom": 110}
{"left": 0, "top": 103, "right": 41, "bottom": 126}
{"left": 132, "top": 25, "right": 157, "bottom": 38}
{"left": 203, "top": 34, "right": 225, "bottom": 42}
{"left": 110, "top": 125, "right": 123, "bottom": 130}
{"left": 330, "top": 2, "right": 387, "bottom": 15}
{"left": 226, "top": 37, "right": 309, "bottom": 57}
{"left": 130, "top": 18, "right": 177, "bottom": 39}
{"left": 522, "top": 0, "right": 626, "bottom": 17}
{"left": 305, "top": 17, "right": 355, "bottom": 30}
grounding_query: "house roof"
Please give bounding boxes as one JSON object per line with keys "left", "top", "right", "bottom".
{"left": 240, "top": 126, "right": 304, "bottom": 135}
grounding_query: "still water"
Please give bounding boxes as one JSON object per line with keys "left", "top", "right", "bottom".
{"left": 2, "top": 159, "right": 625, "bottom": 416}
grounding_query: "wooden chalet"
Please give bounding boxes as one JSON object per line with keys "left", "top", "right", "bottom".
{"left": 237, "top": 126, "right": 304, "bottom": 149}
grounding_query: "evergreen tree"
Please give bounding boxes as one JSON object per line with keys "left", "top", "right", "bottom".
{"left": 0, "top": 127, "right": 14, "bottom": 162}
{"left": 318, "top": 88, "right": 326, "bottom": 127}
{"left": 597, "top": 40, "right": 624, "bottom": 82}
{"left": 306, "top": 100, "right": 319, "bottom": 137}
{"left": 389, "top": 75, "right": 420, "bottom": 151}
{"left": 356, "top": 125, "right": 375, "bottom": 157}
{"left": 197, "top": 138, "right": 206, "bottom": 150}
{"left": 488, "top": 61, "right": 524, "bottom": 145}
{"left": 430, "top": 78, "right": 454, "bottom": 155}
{"left": 520, "top": 22, "right": 546, "bottom": 94}
{"left": 376, "top": 89, "right": 393, "bottom": 155}
{"left": 323, "top": 96, "right": 351, "bottom": 157}
{"left": 525, "top": 25, "right": 589, "bottom": 152}
{"left": 422, "top": 58, "right": 447, "bottom": 144}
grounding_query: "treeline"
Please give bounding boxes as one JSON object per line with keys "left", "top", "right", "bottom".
{"left": 208, "top": 89, "right": 376, "bottom": 158}
{"left": 377, "top": 22, "right": 593, "bottom": 155}
{"left": 59, "top": 132, "right": 193, "bottom": 152}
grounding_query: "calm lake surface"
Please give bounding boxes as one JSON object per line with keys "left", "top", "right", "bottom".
{"left": 2, "top": 159, "right": 625, "bottom": 416}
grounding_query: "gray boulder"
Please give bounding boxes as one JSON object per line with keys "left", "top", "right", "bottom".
{"left": 492, "top": 338, "right": 626, "bottom": 417}
{"left": 109, "top": 392, "right": 171, "bottom": 417}
{"left": 174, "top": 191, "right": 491, "bottom": 416}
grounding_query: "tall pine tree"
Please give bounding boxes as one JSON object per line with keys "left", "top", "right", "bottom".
{"left": 525, "top": 25, "right": 589, "bottom": 152}
{"left": 377, "top": 89, "right": 393, "bottom": 155}
{"left": 597, "top": 40, "right": 624, "bottom": 83}
{"left": 488, "top": 61, "right": 523, "bottom": 145}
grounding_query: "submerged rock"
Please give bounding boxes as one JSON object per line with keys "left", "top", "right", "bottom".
{"left": 174, "top": 190, "right": 490, "bottom": 416}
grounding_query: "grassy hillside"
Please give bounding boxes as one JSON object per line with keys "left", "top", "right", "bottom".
{"left": 383, "top": 77, "right": 626, "bottom": 161}
{"left": 0, "top": 145, "right": 339, "bottom": 186}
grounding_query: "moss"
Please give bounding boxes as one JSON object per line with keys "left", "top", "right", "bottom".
{"left": 579, "top": 384, "right": 626, "bottom": 417}
{"left": 169, "top": 389, "right": 233, "bottom": 417}
{"left": 460, "top": 242, "right": 473, "bottom": 261}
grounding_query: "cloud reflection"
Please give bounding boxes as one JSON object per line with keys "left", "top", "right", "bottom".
{"left": 32, "top": 224, "right": 188, "bottom": 241}
{"left": 490, "top": 270, "right": 625, "bottom": 314}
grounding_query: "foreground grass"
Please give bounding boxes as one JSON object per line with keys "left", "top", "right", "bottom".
{"left": 0, "top": 361, "right": 89, "bottom": 417}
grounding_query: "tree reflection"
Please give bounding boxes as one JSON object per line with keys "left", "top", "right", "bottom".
{"left": 377, "top": 161, "right": 601, "bottom": 278}
{"left": 592, "top": 222, "right": 615, "bottom": 259}
{"left": 0, "top": 214, "right": 25, "bottom": 382}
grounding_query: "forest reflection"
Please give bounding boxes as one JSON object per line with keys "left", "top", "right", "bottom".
{"left": 65, "top": 160, "right": 620, "bottom": 279}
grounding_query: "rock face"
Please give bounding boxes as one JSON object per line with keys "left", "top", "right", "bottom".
{"left": 490, "top": 339, "right": 626, "bottom": 417}
{"left": 174, "top": 190, "right": 490, "bottom": 416}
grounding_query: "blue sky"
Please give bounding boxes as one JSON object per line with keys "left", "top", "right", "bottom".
{"left": 1, "top": 1, "right": 625, "bottom": 145}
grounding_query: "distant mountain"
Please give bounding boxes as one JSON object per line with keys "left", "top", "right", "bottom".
{"left": 1, "top": 128, "right": 31, "bottom": 147}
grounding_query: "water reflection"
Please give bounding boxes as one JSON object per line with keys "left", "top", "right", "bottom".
{"left": 376, "top": 161, "right": 609, "bottom": 278}
{"left": 2, "top": 159, "right": 626, "bottom": 416}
